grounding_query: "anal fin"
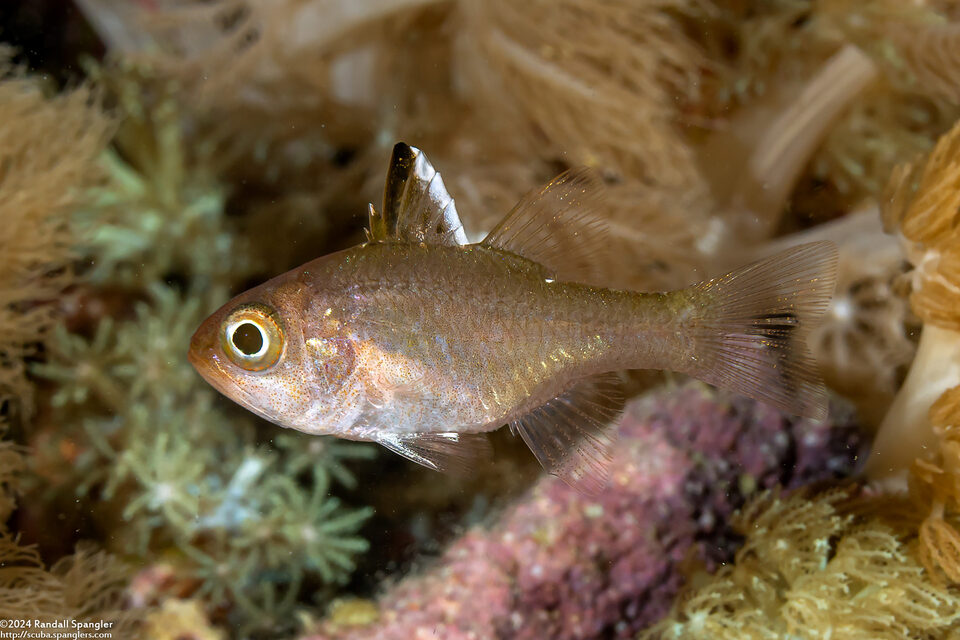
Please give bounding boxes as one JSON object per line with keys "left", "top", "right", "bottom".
{"left": 377, "top": 431, "right": 492, "bottom": 474}
{"left": 511, "top": 372, "right": 623, "bottom": 495}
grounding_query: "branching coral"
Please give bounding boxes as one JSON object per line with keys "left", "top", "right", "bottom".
{"left": 642, "top": 490, "right": 960, "bottom": 640}
{"left": 273, "top": 432, "right": 376, "bottom": 491}
{"left": 77, "top": 63, "right": 258, "bottom": 291}
{"left": 34, "top": 279, "right": 374, "bottom": 634}
{"left": 23, "top": 66, "right": 375, "bottom": 635}
{"left": 0, "top": 50, "right": 111, "bottom": 419}
{"left": 178, "top": 467, "right": 371, "bottom": 621}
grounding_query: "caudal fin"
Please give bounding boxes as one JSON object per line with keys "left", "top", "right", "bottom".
{"left": 689, "top": 241, "right": 838, "bottom": 420}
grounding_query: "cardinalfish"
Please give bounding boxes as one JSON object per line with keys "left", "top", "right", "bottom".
{"left": 189, "top": 143, "right": 837, "bottom": 494}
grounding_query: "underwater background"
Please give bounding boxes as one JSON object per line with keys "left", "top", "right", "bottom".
{"left": 3, "top": 0, "right": 960, "bottom": 638}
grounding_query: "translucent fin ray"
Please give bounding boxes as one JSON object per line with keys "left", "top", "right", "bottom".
{"left": 690, "top": 241, "right": 838, "bottom": 420}
{"left": 511, "top": 372, "right": 623, "bottom": 495}
{"left": 481, "top": 167, "right": 609, "bottom": 284}
{"left": 377, "top": 431, "right": 492, "bottom": 473}
{"left": 367, "top": 142, "right": 469, "bottom": 246}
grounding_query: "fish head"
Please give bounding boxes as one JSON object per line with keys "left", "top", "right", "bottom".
{"left": 188, "top": 269, "right": 356, "bottom": 432}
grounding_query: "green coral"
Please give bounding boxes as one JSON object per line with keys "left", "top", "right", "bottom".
{"left": 31, "top": 319, "right": 125, "bottom": 410}
{"left": 29, "top": 63, "right": 373, "bottom": 636}
{"left": 273, "top": 432, "right": 376, "bottom": 491}
{"left": 77, "top": 61, "right": 257, "bottom": 291}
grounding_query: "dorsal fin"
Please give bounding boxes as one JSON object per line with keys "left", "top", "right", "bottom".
{"left": 510, "top": 372, "right": 623, "bottom": 495}
{"left": 366, "top": 142, "right": 469, "bottom": 246}
{"left": 481, "top": 167, "right": 609, "bottom": 284}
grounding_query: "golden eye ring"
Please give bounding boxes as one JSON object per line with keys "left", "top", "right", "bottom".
{"left": 220, "top": 304, "right": 284, "bottom": 371}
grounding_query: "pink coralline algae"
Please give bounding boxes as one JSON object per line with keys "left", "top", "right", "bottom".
{"left": 303, "top": 382, "right": 863, "bottom": 640}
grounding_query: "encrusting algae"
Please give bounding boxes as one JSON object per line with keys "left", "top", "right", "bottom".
{"left": 301, "top": 384, "right": 863, "bottom": 640}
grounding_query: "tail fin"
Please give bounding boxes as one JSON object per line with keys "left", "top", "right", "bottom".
{"left": 688, "top": 241, "right": 838, "bottom": 420}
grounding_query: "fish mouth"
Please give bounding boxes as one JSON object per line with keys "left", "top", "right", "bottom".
{"left": 188, "top": 326, "right": 232, "bottom": 397}
{"left": 189, "top": 346, "right": 254, "bottom": 410}
{"left": 188, "top": 343, "right": 229, "bottom": 395}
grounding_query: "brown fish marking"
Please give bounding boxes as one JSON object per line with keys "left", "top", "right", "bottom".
{"left": 189, "top": 143, "right": 837, "bottom": 494}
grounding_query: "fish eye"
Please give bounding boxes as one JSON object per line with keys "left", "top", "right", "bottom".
{"left": 220, "top": 304, "right": 284, "bottom": 371}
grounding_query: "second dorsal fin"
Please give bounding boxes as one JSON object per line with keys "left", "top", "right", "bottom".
{"left": 366, "top": 142, "right": 469, "bottom": 246}
{"left": 481, "top": 167, "right": 609, "bottom": 284}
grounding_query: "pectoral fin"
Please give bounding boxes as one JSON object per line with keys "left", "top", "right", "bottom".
{"left": 366, "top": 142, "right": 469, "bottom": 246}
{"left": 378, "top": 431, "right": 492, "bottom": 473}
{"left": 510, "top": 372, "right": 623, "bottom": 495}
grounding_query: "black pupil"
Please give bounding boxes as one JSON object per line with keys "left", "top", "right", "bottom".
{"left": 232, "top": 322, "right": 264, "bottom": 356}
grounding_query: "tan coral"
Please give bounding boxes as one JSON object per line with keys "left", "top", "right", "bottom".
{"left": 642, "top": 490, "right": 960, "bottom": 640}
{"left": 453, "top": 0, "right": 709, "bottom": 193}
{"left": 0, "top": 537, "right": 137, "bottom": 633}
{"left": 856, "top": 107, "right": 960, "bottom": 596}
{"left": 884, "top": 118, "right": 960, "bottom": 248}
{"left": 702, "top": 44, "right": 880, "bottom": 247}
{"left": 868, "top": 118, "right": 960, "bottom": 483}
{"left": 0, "top": 53, "right": 112, "bottom": 420}
{"left": 691, "top": 0, "right": 960, "bottom": 225}
{"left": 911, "top": 385, "right": 960, "bottom": 584}
{"left": 891, "top": 20, "right": 960, "bottom": 103}
{"left": 0, "top": 428, "right": 25, "bottom": 526}
{"left": 142, "top": 599, "right": 225, "bottom": 640}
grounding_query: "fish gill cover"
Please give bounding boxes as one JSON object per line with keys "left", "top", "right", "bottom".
{"left": 0, "top": 0, "right": 960, "bottom": 638}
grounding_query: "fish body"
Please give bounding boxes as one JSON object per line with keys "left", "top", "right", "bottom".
{"left": 189, "top": 143, "right": 837, "bottom": 493}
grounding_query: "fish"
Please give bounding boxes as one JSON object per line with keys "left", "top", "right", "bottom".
{"left": 188, "top": 142, "right": 838, "bottom": 494}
